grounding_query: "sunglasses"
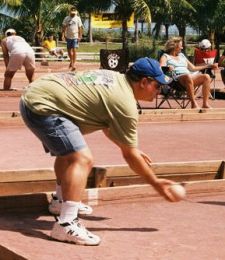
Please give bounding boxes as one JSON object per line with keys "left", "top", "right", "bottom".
{"left": 146, "top": 77, "right": 162, "bottom": 90}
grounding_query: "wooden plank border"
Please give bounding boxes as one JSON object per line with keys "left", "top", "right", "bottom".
{"left": 0, "top": 160, "right": 223, "bottom": 197}
{"left": 0, "top": 179, "right": 225, "bottom": 212}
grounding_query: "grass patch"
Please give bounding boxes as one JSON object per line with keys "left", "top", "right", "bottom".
{"left": 78, "top": 42, "right": 123, "bottom": 52}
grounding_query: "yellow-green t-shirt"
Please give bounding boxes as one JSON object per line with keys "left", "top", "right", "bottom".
{"left": 22, "top": 70, "right": 138, "bottom": 147}
{"left": 43, "top": 39, "right": 56, "bottom": 51}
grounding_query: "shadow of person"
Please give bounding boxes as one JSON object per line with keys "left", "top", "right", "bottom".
{"left": 0, "top": 211, "right": 53, "bottom": 240}
{"left": 197, "top": 200, "right": 225, "bottom": 207}
{"left": 88, "top": 227, "right": 158, "bottom": 232}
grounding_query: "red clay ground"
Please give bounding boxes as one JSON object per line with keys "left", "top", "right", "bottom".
{"left": 1, "top": 193, "right": 225, "bottom": 259}
{"left": 0, "top": 61, "right": 225, "bottom": 259}
{"left": 0, "top": 120, "right": 225, "bottom": 170}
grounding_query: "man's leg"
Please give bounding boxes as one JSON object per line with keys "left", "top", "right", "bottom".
{"left": 71, "top": 47, "right": 76, "bottom": 70}
{"left": 3, "top": 70, "right": 16, "bottom": 90}
{"left": 67, "top": 47, "right": 73, "bottom": 68}
{"left": 56, "top": 148, "right": 93, "bottom": 202}
{"left": 25, "top": 68, "right": 35, "bottom": 83}
{"left": 51, "top": 148, "right": 101, "bottom": 245}
{"left": 49, "top": 152, "right": 93, "bottom": 216}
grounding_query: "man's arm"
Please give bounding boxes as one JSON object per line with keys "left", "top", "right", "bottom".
{"left": 61, "top": 25, "right": 66, "bottom": 41}
{"left": 1, "top": 40, "right": 9, "bottom": 67}
{"left": 61, "top": 17, "right": 67, "bottom": 41}
{"left": 102, "top": 129, "right": 177, "bottom": 202}
{"left": 78, "top": 26, "right": 83, "bottom": 41}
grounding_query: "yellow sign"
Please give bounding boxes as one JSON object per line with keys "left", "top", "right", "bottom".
{"left": 91, "top": 13, "right": 134, "bottom": 29}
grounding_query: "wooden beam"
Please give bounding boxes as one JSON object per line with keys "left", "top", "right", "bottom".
{"left": 0, "top": 160, "right": 223, "bottom": 196}
{"left": 216, "top": 161, "right": 225, "bottom": 179}
{"left": 1, "top": 179, "right": 225, "bottom": 212}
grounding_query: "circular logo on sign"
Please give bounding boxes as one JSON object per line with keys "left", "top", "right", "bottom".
{"left": 107, "top": 53, "right": 120, "bottom": 69}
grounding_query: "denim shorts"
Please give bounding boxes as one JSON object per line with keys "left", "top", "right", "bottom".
{"left": 19, "top": 100, "right": 87, "bottom": 156}
{"left": 66, "top": 38, "right": 79, "bottom": 49}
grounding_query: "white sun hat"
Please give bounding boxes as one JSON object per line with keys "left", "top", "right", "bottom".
{"left": 5, "top": 28, "right": 16, "bottom": 36}
{"left": 199, "top": 39, "right": 211, "bottom": 49}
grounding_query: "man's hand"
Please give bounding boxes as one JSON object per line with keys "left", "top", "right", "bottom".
{"left": 152, "top": 178, "right": 182, "bottom": 202}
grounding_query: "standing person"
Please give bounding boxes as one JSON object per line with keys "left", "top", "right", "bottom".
{"left": 62, "top": 6, "right": 83, "bottom": 71}
{"left": 159, "top": 37, "right": 218, "bottom": 109}
{"left": 19, "top": 57, "right": 179, "bottom": 246}
{"left": 1, "top": 28, "right": 35, "bottom": 90}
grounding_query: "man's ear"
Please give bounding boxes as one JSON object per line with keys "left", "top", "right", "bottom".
{"left": 140, "top": 77, "right": 148, "bottom": 89}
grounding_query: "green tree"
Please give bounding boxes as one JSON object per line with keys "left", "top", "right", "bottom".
{"left": 76, "top": 0, "right": 111, "bottom": 43}
{"left": 190, "top": 0, "right": 225, "bottom": 52}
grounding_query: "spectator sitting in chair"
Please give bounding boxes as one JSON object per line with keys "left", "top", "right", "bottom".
{"left": 194, "top": 39, "right": 217, "bottom": 78}
{"left": 42, "top": 33, "right": 64, "bottom": 59}
{"left": 159, "top": 37, "right": 218, "bottom": 109}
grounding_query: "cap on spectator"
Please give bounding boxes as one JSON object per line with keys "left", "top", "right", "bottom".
{"left": 199, "top": 39, "right": 211, "bottom": 49}
{"left": 5, "top": 28, "right": 16, "bottom": 36}
{"left": 130, "top": 57, "right": 172, "bottom": 85}
{"left": 70, "top": 6, "right": 77, "bottom": 14}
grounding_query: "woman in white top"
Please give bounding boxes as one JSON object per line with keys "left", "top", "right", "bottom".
{"left": 1, "top": 28, "right": 35, "bottom": 90}
{"left": 160, "top": 37, "right": 218, "bottom": 108}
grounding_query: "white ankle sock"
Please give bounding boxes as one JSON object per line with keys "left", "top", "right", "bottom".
{"left": 59, "top": 201, "right": 80, "bottom": 223}
{"left": 55, "top": 185, "right": 82, "bottom": 205}
{"left": 56, "top": 184, "right": 63, "bottom": 201}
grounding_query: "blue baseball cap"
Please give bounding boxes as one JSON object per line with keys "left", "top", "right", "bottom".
{"left": 131, "top": 57, "right": 171, "bottom": 85}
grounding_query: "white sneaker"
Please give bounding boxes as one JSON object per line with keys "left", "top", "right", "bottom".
{"left": 48, "top": 194, "right": 93, "bottom": 216}
{"left": 50, "top": 218, "right": 101, "bottom": 246}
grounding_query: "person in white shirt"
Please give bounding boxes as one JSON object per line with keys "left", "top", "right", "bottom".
{"left": 62, "top": 6, "right": 83, "bottom": 71}
{"left": 1, "top": 28, "right": 35, "bottom": 90}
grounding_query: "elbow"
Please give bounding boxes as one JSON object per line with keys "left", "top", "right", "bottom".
{"left": 122, "top": 150, "right": 136, "bottom": 166}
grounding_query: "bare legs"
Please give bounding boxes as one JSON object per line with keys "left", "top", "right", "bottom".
{"left": 54, "top": 147, "right": 94, "bottom": 202}
{"left": 3, "top": 71, "right": 16, "bottom": 90}
{"left": 25, "top": 68, "right": 35, "bottom": 83}
{"left": 67, "top": 47, "right": 77, "bottom": 71}
{"left": 4, "top": 69, "right": 34, "bottom": 90}
{"left": 178, "top": 73, "right": 211, "bottom": 108}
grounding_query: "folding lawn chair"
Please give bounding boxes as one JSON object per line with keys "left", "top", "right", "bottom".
{"left": 155, "top": 50, "right": 196, "bottom": 109}
{"left": 155, "top": 67, "right": 192, "bottom": 109}
{"left": 193, "top": 48, "right": 217, "bottom": 98}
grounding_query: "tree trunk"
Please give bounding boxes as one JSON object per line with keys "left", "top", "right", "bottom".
{"left": 209, "top": 30, "right": 215, "bottom": 49}
{"left": 122, "top": 19, "right": 128, "bottom": 50}
{"left": 177, "top": 25, "right": 186, "bottom": 54}
{"left": 165, "top": 24, "right": 169, "bottom": 40}
{"left": 88, "top": 12, "right": 93, "bottom": 43}
{"left": 214, "top": 30, "right": 220, "bottom": 61}
{"left": 134, "top": 19, "right": 139, "bottom": 43}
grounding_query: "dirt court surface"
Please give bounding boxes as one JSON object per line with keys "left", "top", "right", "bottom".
{"left": 0, "top": 120, "right": 225, "bottom": 170}
{"left": 1, "top": 193, "right": 225, "bottom": 260}
{"left": 0, "top": 61, "right": 225, "bottom": 259}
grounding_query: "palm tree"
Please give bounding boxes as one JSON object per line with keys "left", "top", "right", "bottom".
{"left": 77, "top": 0, "right": 111, "bottom": 43}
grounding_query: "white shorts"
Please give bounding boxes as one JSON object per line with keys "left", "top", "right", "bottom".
{"left": 7, "top": 52, "right": 35, "bottom": 71}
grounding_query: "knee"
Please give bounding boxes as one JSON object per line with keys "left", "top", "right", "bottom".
{"left": 179, "top": 75, "right": 193, "bottom": 86}
{"left": 4, "top": 70, "right": 15, "bottom": 78}
{"left": 68, "top": 151, "right": 94, "bottom": 171}
{"left": 203, "top": 74, "right": 211, "bottom": 82}
{"left": 80, "top": 153, "right": 94, "bottom": 170}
